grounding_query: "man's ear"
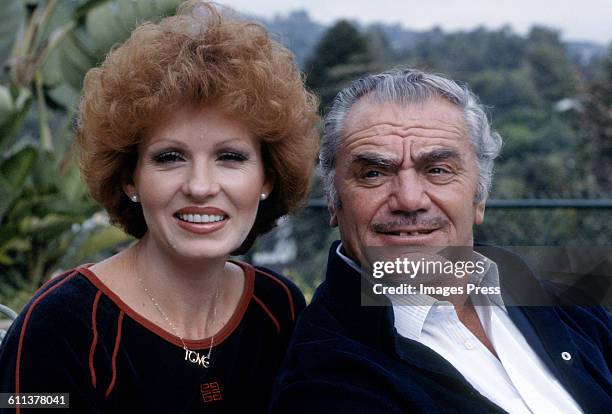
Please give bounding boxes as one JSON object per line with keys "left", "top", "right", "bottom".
{"left": 474, "top": 199, "right": 486, "bottom": 225}
{"left": 329, "top": 205, "right": 338, "bottom": 228}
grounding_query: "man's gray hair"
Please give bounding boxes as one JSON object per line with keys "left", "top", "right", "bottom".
{"left": 319, "top": 68, "right": 503, "bottom": 207}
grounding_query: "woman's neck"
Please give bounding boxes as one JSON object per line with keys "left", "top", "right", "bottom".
{"left": 126, "top": 234, "right": 243, "bottom": 339}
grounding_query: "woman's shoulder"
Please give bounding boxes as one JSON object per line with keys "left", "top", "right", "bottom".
{"left": 234, "top": 261, "right": 307, "bottom": 328}
{"left": 0, "top": 267, "right": 120, "bottom": 397}
{"left": 0, "top": 269, "right": 94, "bottom": 365}
{"left": 5, "top": 267, "right": 116, "bottom": 343}
{"left": 20, "top": 268, "right": 96, "bottom": 318}
{"left": 255, "top": 265, "right": 306, "bottom": 312}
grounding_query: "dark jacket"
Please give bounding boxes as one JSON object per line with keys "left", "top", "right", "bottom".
{"left": 270, "top": 241, "right": 612, "bottom": 413}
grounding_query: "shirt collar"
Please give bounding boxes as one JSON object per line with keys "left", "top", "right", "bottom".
{"left": 390, "top": 249, "right": 506, "bottom": 341}
{"left": 469, "top": 250, "right": 506, "bottom": 309}
{"left": 334, "top": 243, "right": 506, "bottom": 340}
{"left": 335, "top": 242, "right": 361, "bottom": 274}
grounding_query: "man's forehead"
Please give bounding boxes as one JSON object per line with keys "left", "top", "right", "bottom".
{"left": 340, "top": 97, "right": 468, "bottom": 155}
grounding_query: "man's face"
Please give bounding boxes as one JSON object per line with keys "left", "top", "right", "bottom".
{"left": 330, "top": 97, "right": 486, "bottom": 265}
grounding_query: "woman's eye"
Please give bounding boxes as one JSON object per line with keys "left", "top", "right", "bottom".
{"left": 152, "top": 151, "right": 184, "bottom": 164}
{"left": 218, "top": 151, "right": 248, "bottom": 162}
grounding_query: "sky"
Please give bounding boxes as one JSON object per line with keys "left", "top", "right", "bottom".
{"left": 218, "top": 0, "right": 612, "bottom": 45}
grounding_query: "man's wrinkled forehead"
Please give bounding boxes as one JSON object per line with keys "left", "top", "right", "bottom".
{"left": 339, "top": 96, "right": 469, "bottom": 159}
{"left": 342, "top": 95, "right": 467, "bottom": 142}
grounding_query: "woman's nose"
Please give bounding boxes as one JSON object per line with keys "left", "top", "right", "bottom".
{"left": 182, "top": 162, "right": 221, "bottom": 200}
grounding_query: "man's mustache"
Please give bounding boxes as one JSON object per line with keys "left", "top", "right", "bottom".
{"left": 371, "top": 213, "right": 449, "bottom": 232}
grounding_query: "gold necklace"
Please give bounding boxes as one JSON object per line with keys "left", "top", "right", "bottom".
{"left": 138, "top": 276, "right": 219, "bottom": 368}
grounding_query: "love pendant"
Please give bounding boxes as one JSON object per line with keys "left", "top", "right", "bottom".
{"left": 184, "top": 348, "right": 211, "bottom": 368}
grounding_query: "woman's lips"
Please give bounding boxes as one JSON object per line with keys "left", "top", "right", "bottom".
{"left": 173, "top": 206, "right": 229, "bottom": 234}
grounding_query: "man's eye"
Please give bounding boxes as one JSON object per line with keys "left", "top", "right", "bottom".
{"left": 428, "top": 166, "right": 450, "bottom": 175}
{"left": 361, "top": 169, "right": 383, "bottom": 179}
{"left": 218, "top": 151, "right": 248, "bottom": 162}
{"left": 152, "top": 151, "right": 184, "bottom": 163}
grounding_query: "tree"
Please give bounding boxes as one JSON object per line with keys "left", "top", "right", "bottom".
{"left": 305, "top": 20, "right": 372, "bottom": 110}
{"left": 581, "top": 49, "right": 612, "bottom": 192}
{"left": 525, "top": 26, "right": 577, "bottom": 103}
{"left": 364, "top": 24, "right": 395, "bottom": 63}
{"left": 467, "top": 68, "right": 542, "bottom": 113}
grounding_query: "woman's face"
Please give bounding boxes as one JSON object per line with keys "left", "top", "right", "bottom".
{"left": 125, "top": 106, "right": 272, "bottom": 260}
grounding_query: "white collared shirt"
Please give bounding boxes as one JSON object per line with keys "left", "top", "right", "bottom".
{"left": 335, "top": 244, "right": 583, "bottom": 414}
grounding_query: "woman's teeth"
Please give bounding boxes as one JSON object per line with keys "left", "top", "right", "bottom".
{"left": 177, "top": 214, "right": 225, "bottom": 223}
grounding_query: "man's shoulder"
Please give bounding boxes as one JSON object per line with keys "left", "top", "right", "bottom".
{"left": 281, "top": 279, "right": 390, "bottom": 372}
{"left": 553, "top": 305, "right": 611, "bottom": 338}
{"left": 289, "top": 281, "right": 342, "bottom": 340}
{"left": 271, "top": 284, "right": 406, "bottom": 413}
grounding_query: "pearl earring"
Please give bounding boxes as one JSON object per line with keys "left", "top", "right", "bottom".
{"left": 130, "top": 194, "right": 139, "bottom": 202}
{"left": 260, "top": 193, "right": 267, "bottom": 201}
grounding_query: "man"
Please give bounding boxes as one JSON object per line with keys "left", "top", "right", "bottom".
{"left": 270, "top": 69, "right": 611, "bottom": 413}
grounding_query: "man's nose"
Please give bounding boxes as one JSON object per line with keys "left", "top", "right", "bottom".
{"left": 388, "top": 169, "right": 431, "bottom": 212}
{"left": 182, "top": 162, "right": 221, "bottom": 200}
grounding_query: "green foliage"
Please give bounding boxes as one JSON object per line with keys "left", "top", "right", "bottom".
{"left": 306, "top": 20, "right": 370, "bottom": 86}
{"left": 40, "top": 0, "right": 181, "bottom": 109}
{"left": 0, "top": 0, "right": 180, "bottom": 311}
{"left": 247, "top": 208, "right": 339, "bottom": 303}
{"left": 580, "top": 48, "right": 612, "bottom": 192}
{"left": 305, "top": 20, "right": 374, "bottom": 110}
{"left": 0, "top": 86, "right": 14, "bottom": 126}
{"left": 474, "top": 208, "right": 612, "bottom": 246}
{"left": 467, "top": 69, "right": 542, "bottom": 112}
{"left": 410, "top": 26, "right": 526, "bottom": 73}
{"left": 0, "top": 0, "right": 25, "bottom": 82}
{"left": 510, "top": 27, "right": 577, "bottom": 105}
{"left": 365, "top": 25, "right": 395, "bottom": 63}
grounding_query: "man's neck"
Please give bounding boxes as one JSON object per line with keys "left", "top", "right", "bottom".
{"left": 455, "top": 299, "right": 498, "bottom": 358}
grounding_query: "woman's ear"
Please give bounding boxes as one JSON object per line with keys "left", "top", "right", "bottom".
{"left": 262, "top": 181, "right": 274, "bottom": 199}
{"left": 124, "top": 182, "right": 138, "bottom": 202}
{"left": 261, "top": 170, "right": 275, "bottom": 199}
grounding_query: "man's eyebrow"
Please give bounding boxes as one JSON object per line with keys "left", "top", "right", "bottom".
{"left": 350, "top": 152, "right": 398, "bottom": 167}
{"left": 415, "top": 148, "right": 463, "bottom": 165}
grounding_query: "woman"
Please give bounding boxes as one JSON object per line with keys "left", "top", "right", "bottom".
{"left": 0, "top": 1, "right": 319, "bottom": 412}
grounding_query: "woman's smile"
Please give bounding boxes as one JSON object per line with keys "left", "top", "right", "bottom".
{"left": 174, "top": 206, "right": 229, "bottom": 234}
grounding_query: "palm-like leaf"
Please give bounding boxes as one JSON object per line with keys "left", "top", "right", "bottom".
{"left": 0, "top": 0, "right": 182, "bottom": 311}
{"left": 0, "top": 0, "right": 25, "bottom": 80}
